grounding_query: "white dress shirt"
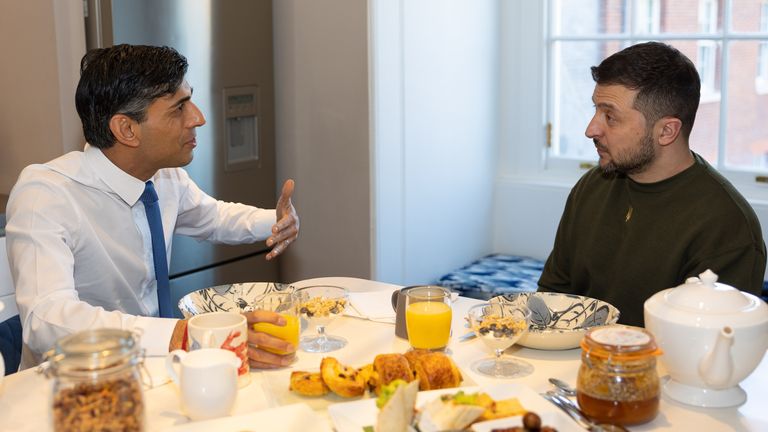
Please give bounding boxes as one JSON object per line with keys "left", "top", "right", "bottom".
{"left": 5, "top": 144, "right": 276, "bottom": 368}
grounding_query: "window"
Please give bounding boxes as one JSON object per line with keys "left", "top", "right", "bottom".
{"left": 544, "top": 0, "right": 768, "bottom": 189}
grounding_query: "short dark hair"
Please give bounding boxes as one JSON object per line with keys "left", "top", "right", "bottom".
{"left": 591, "top": 42, "right": 701, "bottom": 140}
{"left": 75, "top": 44, "right": 188, "bottom": 149}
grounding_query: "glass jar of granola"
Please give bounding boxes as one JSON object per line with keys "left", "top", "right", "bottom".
{"left": 41, "top": 329, "right": 146, "bottom": 432}
{"left": 576, "top": 325, "right": 661, "bottom": 426}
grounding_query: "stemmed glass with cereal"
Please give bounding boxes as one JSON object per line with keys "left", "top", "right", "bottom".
{"left": 467, "top": 301, "right": 532, "bottom": 378}
{"left": 295, "top": 285, "right": 349, "bottom": 353}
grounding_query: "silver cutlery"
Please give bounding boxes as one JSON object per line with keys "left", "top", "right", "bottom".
{"left": 541, "top": 390, "right": 629, "bottom": 432}
{"left": 549, "top": 377, "right": 577, "bottom": 397}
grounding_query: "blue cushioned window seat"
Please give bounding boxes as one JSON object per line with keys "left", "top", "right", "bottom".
{"left": 435, "top": 254, "right": 543, "bottom": 300}
{"left": 436, "top": 253, "right": 768, "bottom": 303}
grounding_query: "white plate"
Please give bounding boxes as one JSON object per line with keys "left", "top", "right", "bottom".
{"left": 327, "top": 383, "right": 583, "bottom": 432}
{"left": 162, "top": 403, "right": 332, "bottom": 432}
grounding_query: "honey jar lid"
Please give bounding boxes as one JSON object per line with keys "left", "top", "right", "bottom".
{"left": 581, "top": 325, "right": 661, "bottom": 359}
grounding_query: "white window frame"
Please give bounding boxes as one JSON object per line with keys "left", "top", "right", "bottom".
{"left": 635, "top": 0, "right": 661, "bottom": 34}
{"left": 756, "top": 1, "right": 768, "bottom": 93}
{"left": 500, "top": 0, "right": 768, "bottom": 201}
{"left": 698, "top": 0, "right": 722, "bottom": 101}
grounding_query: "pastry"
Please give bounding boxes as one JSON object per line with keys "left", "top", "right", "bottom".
{"left": 320, "top": 357, "right": 367, "bottom": 397}
{"left": 288, "top": 371, "right": 329, "bottom": 396}
{"left": 404, "top": 350, "right": 462, "bottom": 390}
{"left": 372, "top": 353, "right": 415, "bottom": 395}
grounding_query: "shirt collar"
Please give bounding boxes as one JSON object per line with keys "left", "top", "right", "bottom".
{"left": 84, "top": 143, "right": 148, "bottom": 206}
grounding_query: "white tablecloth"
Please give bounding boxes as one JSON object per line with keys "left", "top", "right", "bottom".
{"left": 0, "top": 277, "right": 766, "bottom": 431}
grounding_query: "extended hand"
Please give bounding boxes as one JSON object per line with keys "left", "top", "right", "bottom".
{"left": 266, "top": 179, "right": 299, "bottom": 260}
{"left": 246, "top": 310, "right": 296, "bottom": 369}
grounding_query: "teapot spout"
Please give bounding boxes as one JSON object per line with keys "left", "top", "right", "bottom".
{"left": 698, "top": 326, "right": 735, "bottom": 388}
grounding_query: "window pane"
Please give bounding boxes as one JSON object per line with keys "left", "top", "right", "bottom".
{"left": 725, "top": 40, "right": 768, "bottom": 169}
{"left": 551, "top": 0, "right": 627, "bottom": 36}
{"left": 646, "top": 0, "right": 723, "bottom": 34}
{"left": 550, "top": 41, "right": 625, "bottom": 160}
{"left": 730, "top": 0, "right": 767, "bottom": 33}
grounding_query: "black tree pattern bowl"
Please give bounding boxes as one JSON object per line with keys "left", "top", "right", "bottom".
{"left": 178, "top": 282, "right": 294, "bottom": 318}
{"left": 490, "top": 292, "right": 620, "bottom": 350}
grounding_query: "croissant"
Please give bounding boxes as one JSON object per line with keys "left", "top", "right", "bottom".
{"left": 404, "top": 350, "right": 462, "bottom": 391}
{"left": 372, "top": 353, "right": 416, "bottom": 395}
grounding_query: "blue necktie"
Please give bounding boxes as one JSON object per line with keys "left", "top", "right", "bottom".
{"left": 140, "top": 181, "right": 172, "bottom": 318}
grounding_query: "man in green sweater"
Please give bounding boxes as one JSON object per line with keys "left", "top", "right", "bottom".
{"left": 537, "top": 42, "right": 766, "bottom": 327}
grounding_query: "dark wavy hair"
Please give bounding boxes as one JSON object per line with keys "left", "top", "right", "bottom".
{"left": 75, "top": 44, "right": 188, "bottom": 149}
{"left": 591, "top": 42, "right": 701, "bottom": 140}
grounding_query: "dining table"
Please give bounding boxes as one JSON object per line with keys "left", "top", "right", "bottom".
{"left": 0, "top": 276, "right": 765, "bottom": 431}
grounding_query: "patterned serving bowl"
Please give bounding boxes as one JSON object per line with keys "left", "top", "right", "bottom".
{"left": 490, "top": 292, "right": 620, "bottom": 350}
{"left": 178, "top": 282, "right": 294, "bottom": 318}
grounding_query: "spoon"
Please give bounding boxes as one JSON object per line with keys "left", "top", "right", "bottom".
{"left": 541, "top": 391, "right": 630, "bottom": 432}
{"left": 549, "top": 377, "right": 577, "bottom": 397}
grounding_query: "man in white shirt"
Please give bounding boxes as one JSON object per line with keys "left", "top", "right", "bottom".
{"left": 5, "top": 45, "right": 300, "bottom": 369}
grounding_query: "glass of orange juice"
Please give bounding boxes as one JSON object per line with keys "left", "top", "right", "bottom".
{"left": 250, "top": 291, "right": 300, "bottom": 355}
{"left": 405, "top": 286, "right": 452, "bottom": 351}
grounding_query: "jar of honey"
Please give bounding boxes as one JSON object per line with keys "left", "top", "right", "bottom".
{"left": 576, "top": 325, "right": 661, "bottom": 426}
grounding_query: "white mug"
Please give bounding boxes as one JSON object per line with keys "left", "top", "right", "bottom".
{"left": 187, "top": 311, "right": 250, "bottom": 387}
{"left": 166, "top": 348, "right": 240, "bottom": 421}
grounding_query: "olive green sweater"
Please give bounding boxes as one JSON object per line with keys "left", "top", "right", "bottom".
{"left": 538, "top": 152, "right": 766, "bottom": 327}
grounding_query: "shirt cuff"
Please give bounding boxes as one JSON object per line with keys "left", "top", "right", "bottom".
{"left": 133, "top": 316, "right": 179, "bottom": 356}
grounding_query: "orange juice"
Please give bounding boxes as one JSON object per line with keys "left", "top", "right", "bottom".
{"left": 252, "top": 313, "right": 300, "bottom": 355}
{"left": 406, "top": 301, "right": 452, "bottom": 349}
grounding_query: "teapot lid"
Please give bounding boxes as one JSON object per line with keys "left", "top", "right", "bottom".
{"left": 666, "top": 269, "right": 754, "bottom": 313}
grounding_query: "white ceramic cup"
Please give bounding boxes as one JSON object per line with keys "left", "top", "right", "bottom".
{"left": 187, "top": 311, "right": 250, "bottom": 387}
{"left": 166, "top": 348, "right": 240, "bottom": 421}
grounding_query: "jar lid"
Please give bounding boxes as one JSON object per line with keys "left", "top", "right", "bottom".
{"left": 45, "top": 328, "right": 141, "bottom": 377}
{"left": 581, "top": 325, "right": 660, "bottom": 359}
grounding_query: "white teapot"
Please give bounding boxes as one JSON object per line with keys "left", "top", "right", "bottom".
{"left": 644, "top": 270, "right": 768, "bottom": 407}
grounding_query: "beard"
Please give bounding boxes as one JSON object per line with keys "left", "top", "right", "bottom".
{"left": 595, "top": 132, "right": 656, "bottom": 176}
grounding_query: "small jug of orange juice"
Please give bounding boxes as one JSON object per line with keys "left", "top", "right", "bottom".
{"left": 404, "top": 286, "right": 452, "bottom": 351}
{"left": 251, "top": 291, "right": 300, "bottom": 355}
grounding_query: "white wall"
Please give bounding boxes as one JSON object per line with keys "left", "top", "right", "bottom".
{"left": 370, "top": 0, "right": 499, "bottom": 285}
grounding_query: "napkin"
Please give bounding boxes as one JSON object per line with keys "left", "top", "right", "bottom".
{"left": 141, "top": 356, "right": 171, "bottom": 389}
{"left": 346, "top": 291, "right": 397, "bottom": 323}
